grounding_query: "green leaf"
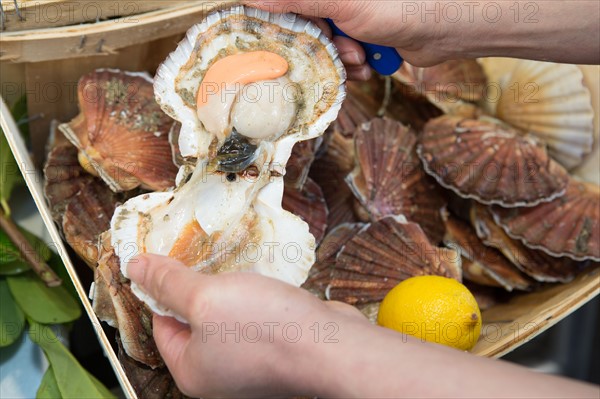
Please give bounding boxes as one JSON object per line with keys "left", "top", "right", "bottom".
{"left": 7, "top": 272, "right": 81, "bottom": 324}
{"left": 29, "top": 321, "right": 116, "bottom": 399}
{"left": 88, "top": 371, "right": 116, "bottom": 399}
{"left": 37, "top": 367, "right": 62, "bottom": 399}
{"left": 0, "top": 260, "right": 30, "bottom": 275}
{"left": 0, "top": 279, "right": 24, "bottom": 346}
{"left": 0, "top": 226, "right": 52, "bottom": 267}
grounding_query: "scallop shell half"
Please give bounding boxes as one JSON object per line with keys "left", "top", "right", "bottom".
{"left": 479, "top": 58, "right": 595, "bottom": 170}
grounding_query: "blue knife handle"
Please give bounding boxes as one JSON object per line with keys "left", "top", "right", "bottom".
{"left": 326, "top": 19, "right": 403, "bottom": 76}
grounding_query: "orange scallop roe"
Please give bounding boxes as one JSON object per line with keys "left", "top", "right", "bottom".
{"left": 196, "top": 51, "right": 289, "bottom": 109}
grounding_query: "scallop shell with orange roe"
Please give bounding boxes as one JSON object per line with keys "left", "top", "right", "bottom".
{"left": 346, "top": 117, "right": 447, "bottom": 244}
{"left": 491, "top": 179, "right": 600, "bottom": 262}
{"left": 326, "top": 215, "right": 462, "bottom": 306}
{"left": 479, "top": 58, "right": 595, "bottom": 170}
{"left": 110, "top": 6, "right": 345, "bottom": 320}
{"left": 418, "top": 115, "right": 570, "bottom": 207}
{"left": 154, "top": 5, "right": 345, "bottom": 168}
{"left": 59, "top": 69, "right": 178, "bottom": 192}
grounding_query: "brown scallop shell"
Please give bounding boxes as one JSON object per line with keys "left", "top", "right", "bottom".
{"left": 332, "top": 81, "right": 381, "bottom": 138}
{"left": 44, "top": 143, "right": 125, "bottom": 267}
{"left": 59, "top": 69, "right": 178, "bottom": 192}
{"left": 301, "top": 223, "right": 365, "bottom": 296}
{"left": 394, "top": 59, "right": 487, "bottom": 102}
{"left": 471, "top": 203, "right": 585, "bottom": 282}
{"left": 285, "top": 138, "right": 322, "bottom": 189}
{"left": 491, "top": 179, "right": 600, "bottom": 261}
{"left": 418, "top": 116, "right": 570, "bottom": 207}
{"left": 346, "top": 117, "right": 447, "bottom": 244}
{"left": 93, "top": 232, "right": 162, "bottom": 368}
{"left": 442, "top": 210, "right": 533, "bottom": 291}
{"left": 310, "top": 130, "right": 359, "bottom": 229}
{"left": 326, "top": 216, "right": 462, "bottom": 305}
{"left": 117, "top": 336, "right": 184, "bottom": 399}
{"left": 44, "top": 144, "right": 96, "bottom": 221}
{"left": 282, "top": 178, "right": 328, "bottom": 244}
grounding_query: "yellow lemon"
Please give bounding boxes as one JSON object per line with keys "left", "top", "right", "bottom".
{"left": 377, "top": 275, "right": 481, "bottom": 351}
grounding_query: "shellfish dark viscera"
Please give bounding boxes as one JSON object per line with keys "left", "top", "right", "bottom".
{"left": 59, "top": 69, "right": 179, "bottom": 192}
{"left": 346, "top": 117, "right": 447, "bottom": 243}
{"left": 491, "top": 179, "right": 600, "bottom": 262}
{"left": 418, "top": 115, "right": 570, "bottom": 207}
{"left": 326, "top": 215, "right": 462, "bottom": 305}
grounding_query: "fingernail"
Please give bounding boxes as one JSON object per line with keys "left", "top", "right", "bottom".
{"left": 126, "top": 255, "right": 148, "bottom": 283}
{"left": 342, "top": 51, "right": 362, "bottom": 65}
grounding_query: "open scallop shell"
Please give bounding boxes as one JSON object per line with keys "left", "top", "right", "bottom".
{"left": 326, "top": 215, "right": 462, "bottom": 305}
{"left": 418, "top": 115, "right": 570, "bottom": 207}
{"left": 346, "top": 117, "right": 447, "bottom": 243}
{"left": 471, "top": 203, "right": 584, "bottom": 283}
{"left": 59, "top": 69, "right": 178, "bottom": 192}
{"left": 442, "top": 210, "right": 532, "bottom": 291}
{"left": 282, "top": 178, "right": 328, "bottom": 244}
{"left": 154, "top": 5, "right": 346, "bottom": 167}
{"left": 109, "top": 6, "right": 345, "bottom": 319}
{"left": 479, "top": 58, "right": 595, "bottom": 170}
{"left": 491, "top": 179, "right": 600, "bottom": 261}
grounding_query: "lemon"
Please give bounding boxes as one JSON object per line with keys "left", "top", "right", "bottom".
{"left": 377, "top": 275, "right": 481, "bottom": 351}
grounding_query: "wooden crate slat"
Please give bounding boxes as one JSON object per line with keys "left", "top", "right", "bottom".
{"left": 0, "top": 1, "right": 229, "bottom": 62}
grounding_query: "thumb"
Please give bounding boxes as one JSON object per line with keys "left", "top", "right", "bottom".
{"left": 127, "top": 254, "right": 210, "bottom": 322}
{"left": 242, "top": 0, "right": 343, "bottom": 20}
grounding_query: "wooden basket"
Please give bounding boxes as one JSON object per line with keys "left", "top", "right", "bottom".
{"left": 1, "top": 2, "right": 599, "bottom": 397}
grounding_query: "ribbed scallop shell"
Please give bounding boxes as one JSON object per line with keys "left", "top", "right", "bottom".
{"left": 443, "top": 210, "right": 532, "bottom": 291}
{"left": 491, "top": 179, "right": 600, "bottom": 261}
{"left": 285, "top": 138, "right": 322, "bottom": 189}
{"left": 59, "top": 69, "right": 178, "bottom": 192}
{"left": 154, "top": 5, "right": 346, "bottom": 166}
{"left": 346, "top": 117, "right": 447, "bottom": 243}
{"left": 418, "top": 115, "right": 570, "bottom": 207}
{"left": 326, "top": 215, "right": 462, "bottom": 305}
{"left": 43, "top": 143, "right": 124, "bottom": 267}
{"left": 282, "top": 178, "right": 328, "bottom": 244}
{"left": 117, "top": 336, "right": 184, "bottom": 399}
{"left": 92, "top": 233, "right": 162, "bottom": 368}
{"left": 332, "top": 81, "right": 381, "bottom": 138}
{"left": 394, "top": 59, "right": 487, "bottom": 102}
{"left": 479, "top": 58, "right": 595, "bottom": 170}
{"left": 310, "top": 130, "right": 358, "bottom": 229}
{"left": 44, "top": 144, "right": 96, "bottom": 221}
{"left": 471, "top": 203, "right": 585, "bottom": 282}
{"left": 301, "top": 223, "right": 364, "bottom": 296}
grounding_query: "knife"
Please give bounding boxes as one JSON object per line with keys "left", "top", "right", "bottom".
{"left": 326, "top": 19, "right": 403, "bottom": 76}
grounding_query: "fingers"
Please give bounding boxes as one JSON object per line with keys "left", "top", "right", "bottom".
{"left": 346, "top": 65, "right": 372, "bottom": 81}
{"left": 127, "top": 254, "right": 209, "bottom": 322}
{"left": 334, "top": 36, "right": 366, "bottom": 66}
{"left": 242, "top": 0, "right": 342, "bottom": 19}
{"left": 153, "top": 314, "right": 192, "bottom": 370}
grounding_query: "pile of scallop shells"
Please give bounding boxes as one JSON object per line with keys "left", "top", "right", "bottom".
{"left": 42, "top": 8, "right": 598, "bottom": 398}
